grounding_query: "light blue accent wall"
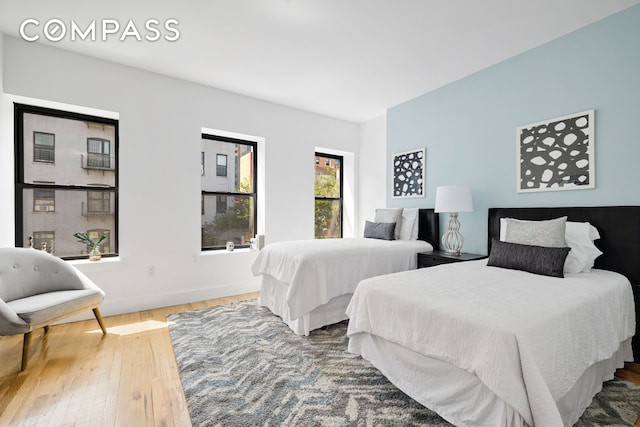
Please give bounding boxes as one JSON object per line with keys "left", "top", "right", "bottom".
{"left": 387, "top": 5, "right": 640, "bottom": 255}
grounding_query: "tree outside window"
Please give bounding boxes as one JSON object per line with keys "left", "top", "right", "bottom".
{"left": 314, "top": 153, "right": 342, "bottom": 239}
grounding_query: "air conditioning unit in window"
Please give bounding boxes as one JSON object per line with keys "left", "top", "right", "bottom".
{"left": 34, "top": 205, "right": 54, "bottom": 212}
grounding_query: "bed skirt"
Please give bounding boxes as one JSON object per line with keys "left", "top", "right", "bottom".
{"left": 348, "top": 333, "right": 632, "bottom": 427}
{"left": 259, "top": 274, "right": 351, "bottom": 335}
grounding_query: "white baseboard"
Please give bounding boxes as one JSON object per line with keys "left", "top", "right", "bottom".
{"left": 60, "top": 282, "right": 261, "bottom": 324}
{"left": 104, "top": 282, "right": 261, "bottom": 316}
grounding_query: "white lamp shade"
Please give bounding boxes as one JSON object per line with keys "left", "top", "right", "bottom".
{"left": 434, "top": 185, "right": 473, "bottom": 213}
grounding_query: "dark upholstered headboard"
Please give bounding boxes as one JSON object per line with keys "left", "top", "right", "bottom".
{"left": 418, "top": 209, "right": 439, "bottom": 250}
{"left": 487, "top": 206, "right": 640, "bottom": 286}
{"left": 487, "top": 206, "right": 640, "bottom": 362}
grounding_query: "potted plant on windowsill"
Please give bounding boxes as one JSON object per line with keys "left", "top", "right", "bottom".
{"left": 73, "top": 232, "right": 106, "bottom": 261}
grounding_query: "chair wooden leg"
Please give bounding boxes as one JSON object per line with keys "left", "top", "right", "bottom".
{"left": 21, "top": 331, "right": 33, "bottom": 371}
{"left": 93, "top": 308, "right": 107, "bottom": 335}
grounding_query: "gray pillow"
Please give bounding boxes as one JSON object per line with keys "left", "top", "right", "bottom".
{"left": 487, "top": 239, "right": 570, "bottom": 278}
{"left": 364, "top": 221, "right": 396, "bottom": 240}
{"left": 374, "top": 208, "right": 403, "bottom": 239}
{"left": 505, "top": 216, "right": 567, "bottom": 247}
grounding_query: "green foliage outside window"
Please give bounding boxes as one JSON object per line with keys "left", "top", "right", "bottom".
{"left": 202, "top": 178, "right": 254, "bottom": 247}
{"left": 315, "top": 165, "right": 341, "bottom": 239}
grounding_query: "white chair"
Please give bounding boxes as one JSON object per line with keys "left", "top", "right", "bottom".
{"left": 0, "top": 247, "right": 107, "bottom": 371}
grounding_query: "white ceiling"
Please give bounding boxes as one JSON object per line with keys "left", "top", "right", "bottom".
{"left": 0, "top": 0, "right": 638, "bottom": 123}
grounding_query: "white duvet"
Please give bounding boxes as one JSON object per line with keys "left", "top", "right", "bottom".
{"left": 251, "top": 237, "right": 432, "bottom": 320}
{"left": 346, "top": 260, "right": 636, "bottom": 426}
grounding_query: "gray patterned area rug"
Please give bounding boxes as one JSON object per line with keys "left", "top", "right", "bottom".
{"left": 167, "top": 300, "right": 640, "bottom": 426}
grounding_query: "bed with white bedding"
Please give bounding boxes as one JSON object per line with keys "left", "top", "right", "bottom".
{"left": 251, "top": 208, "right": 439, "bottom": 335}
{"left": 346, "top": 206, "right": 640, "bottom": 427}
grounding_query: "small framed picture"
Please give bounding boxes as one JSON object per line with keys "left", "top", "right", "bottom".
{"left": 516, "top": 110, "right": 594, "bottom": 193}
{"left": 392, "top": 148, "right": 425, "bottom": 198}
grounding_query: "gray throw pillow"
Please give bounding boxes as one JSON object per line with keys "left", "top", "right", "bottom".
{"left": 487, "top": 239, "right": 570, "bottom": 278}
{"left": 505, "top": 216, "right": 567, "bottom": 247}
{"left": 364, "top": 221, "right": 396, "bottom": 240}
{"left": 374, "top": 208, "right": 403, "bottom": 240}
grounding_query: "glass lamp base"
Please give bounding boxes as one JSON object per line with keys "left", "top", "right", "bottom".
{"left": 441, "top": 213, "right": 464, "bottom": 256}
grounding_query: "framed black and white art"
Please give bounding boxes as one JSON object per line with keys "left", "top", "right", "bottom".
{"left": 516, "top": 110, "right": 594, "bottom": 193}
{"left": 392, "top": 148, "right": 425, "bottom": 198}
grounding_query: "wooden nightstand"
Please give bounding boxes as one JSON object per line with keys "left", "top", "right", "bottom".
{"left": 417, "top": 250, "right": 487, "bottom": 268}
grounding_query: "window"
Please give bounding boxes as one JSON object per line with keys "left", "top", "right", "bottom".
{"left": 201, "top": 152, "right": 205, "bottom": 176}
{"left": 34, "top": 131, "right": 55, "bottom": 163}
{"left": 201, "top": 135, "right": 256, "bottom": 250}
{"left": 86, "top": 138, "right": 111, "bottom": 169}
{"left": 86, "top": 191, "right": 111, "bottom": 214}
{"left": 216, "top": 195, "right": 227, "bottom": 213}
{"left": 216, "top": 154, "right": 227, "bottom": 176}
{"left": 33, "top": 231, "right": 55, "bottom": 252}
{"left": 34, "top": 189, "right": 55, "bottom": 212}
{"left": 15, "top": 103, "right": 118, "bottom": 259}
{"left": 315, "top": 153, "right": 343, "bottom": 239}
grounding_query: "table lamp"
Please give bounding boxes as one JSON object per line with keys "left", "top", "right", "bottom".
{"left": 434, "top": 185, "right": 473, "bottom": 255}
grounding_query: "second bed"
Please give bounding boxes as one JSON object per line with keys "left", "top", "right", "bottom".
{"left": 252, "top": 208, "right": 439, "bottom": 335}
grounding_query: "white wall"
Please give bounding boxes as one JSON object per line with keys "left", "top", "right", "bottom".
{"left": 0, "top": 36, "right": 359, "bottom": 316}
{"left": 0, "top": 34, "right": 12, "bottom": 246}
{"left": 357, "top": 114, "right": 387, "bottom": 232}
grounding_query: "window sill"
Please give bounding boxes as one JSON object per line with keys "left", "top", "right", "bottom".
{"left": 69, "top": 256, "right": 123, "bottom": 271}
{"left": 199, "top": 248, "right": 257, "bottom": 256}
{"left": 69, "top": 256, "right": 121, "bottom": 265}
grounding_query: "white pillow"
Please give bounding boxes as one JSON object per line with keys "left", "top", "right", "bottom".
{"left": 499, "top": 218, "right": 602, "bottom": 273}
{"left": 374, "top": 208, "right": 403, "bottom": 240}
{"left": 499, "top": 218, "right": 508, "bottom": 241}
{"left": 399, "top": 208, "right": 419, "bottom": 240}
{"left": 410, "top": 212, "right": 420, "bottom": 240}
{"left": 504, "top": 216, "right": 567, "bottom": 247}
{"left": 563, "top": 222, "right": 602, "bottom": 273}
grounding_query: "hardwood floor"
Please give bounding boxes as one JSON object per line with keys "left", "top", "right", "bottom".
{"left": 1, "top": 292, "right": 638, "bottom": 426}
{"left": 0, "top": 292, "right": 258, "bottom": 426}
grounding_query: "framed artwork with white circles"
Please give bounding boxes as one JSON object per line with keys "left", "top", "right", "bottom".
{"left": 392, "top": 148, "right": 425, "bottom": 198}
{"left": 516, "top": 110, "right": 594, "bottom": 193}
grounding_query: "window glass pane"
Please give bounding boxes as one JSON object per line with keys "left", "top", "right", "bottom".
{"left": 314, "top": 155, "right": 341, "bottom": 198}
{"left": 86, "top": 138, "right": 111, "bottom": 169}
{"left": 34, "top": 131, "right": 55, "bottom": 163}
{"left": 22, "top": 188, "right": 116, "bottom": 258}
{"left": 216, "top": 195, "right": 227, "bottom": 212}
{"left": 17, "top": 105, "right": 118, "bottom": 259}
{"left": 34, "top": 132, "right": 54, "bottom": 147}
{"left": 32, "top": 231, "right": 54, "bottom": 251}
{"left": 34, "top": 189, "right": 55, "bottom": 212}
{"left": 87, "top": 138, "right": 103, "bottom": 153}
{"left": 201, "top": 138, "right": 254, "bottom": 193}
{"left": 315, "top": 199, "right": 341, "bottom": 239}
{"left": 216, "top": 154, "right": 227, "bottom": 176}
{"left": 24, "top": 113, "right": 116, "bottom": 185}
{"left": 314, "top": 153, "right": 343, "bottom": 239}
{"left": 202, "top": 194, "right": 254, "bottom": 248}
{"left": 87, "top": 191, "right": 111, "bottom": 213}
